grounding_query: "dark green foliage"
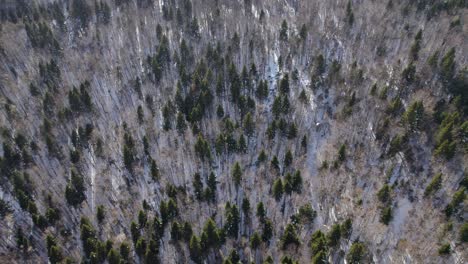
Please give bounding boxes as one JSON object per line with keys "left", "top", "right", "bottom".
{"left": 300, "top": 24, "right": 308, "bottom": 40}
{"left": 280, "top": 224, "right": 300, "bottom": 249}
{"left": 460, "top": 222, "right": 468, "bottom": 242}
{"left": 162, "top": 101, "right": 175, "bottom": 130}
{"left": 160, "top": 198, "right": 178, "bottom": 226}
{"left": 123, "top": 132, "right": 135, "bottom": 172}
{"left": 201, "top": 218, "right": 222, "bottom": 249}
{"left": 250, "top": 231, "right": 262, "bottom": 249}
{"left": 135, "top": 237, "right": 146, "bottom": 256}
{"left": 262, "top": 219, "right": 273, "bottom": 242}
{"left": 272, "top": 95, "right": 290, "bottom": 118}
{"left": 256, "top": 202, "right": 266, "bottom": 222}
{"left": 224, "top": 203, "right": 240, "bottom": 238}
{"left": 341, "top": 219, "right": 353, "bottom": 238}
{"left": 206, "top": 172, "right": 217, "bottom": 202}
{"left": 65, "top": 170, "right": 86, "bottom": 206}
{"left": 403, "top": 101, "right": 424, "bottom": 131}
{"left": 272, "top": 178, "right": 284, "bottom": 201}
{"left": 258, "top": 150, "right": 267, "bottom": 163}
{"left": 95, "top": 0, "right": 111, "bottom": 24}
{"left": 193, "top": 173, "right": 204, "bottom": 201}
{"left": 25, "top": 22, "right": 60, "bottom": 52}
{"left": 299, "top": 89, "right": 308, "bottom": 103}
{"left": 346, "top": 0, "right": 354, "bottom": 25}
{"left": 71, "top": 0, "right": 92, "bottom": 28}
{"left": 16, "top": 228, "right": 28, "bottom": 251}
{"left": 370, "top": 83, "right": 378, "bottom": 96}
{"left": 130, "top": 221, "right": 140, "bottom": 243}
{"left": 347, "top": 242, "right": 367, "bottom": 264}
{"left": 243, "top": 112, "right": 255, "bottom": 136}
{"left": 380, "top": 206, "right": 392, "bottom": 225}
{"left": 377, "top": 184, "right": 391, "bottom": 204}
{"left": 256, "top": 80, "right": 269, "bottom": 99}
{"left": 0, "top": 199, "right": 11, "bottom": 219}
{"left": 171, "top": 222, "right": 182, "bottom": 241}
{"left": 137, "top": 105, "right": 144, "bottom": 124}
{"left": 107, "top": 249, "right": 121, "bottom": 264}
{"left": 151, "top": 159, "right": 160, "bottom": 180}
{"left": 96, "top": 205, "right": 105, "bottom": 224}
{"left": 238, "top": 134, "right": 247, "bottom": 153}
{"left": 271, "top": 156, "right": 280, "bottom": 171}
{"left": 434, "top": 112, "right": 462, "bottom": 160}
{"left": 138, "top": 210, "right": 147, "bottom": 228}
{"left": 284, "top": 150, "right": 293, "bottom": 167}
{"left": 409, "top": 30, "right": 423, "bottom": 61}
{"left": 402, "top": 62, "right": 417, "bottom": 84}
{"left": 327, "top": 224, "right": 341, "bottom": 247}
{"left": 194, "top": 134, "right": 211, "bottom": 161}
{"left": 68, "top": 82, "right": 93, "bottom": 113}
{"left": 80, "top": 217, "right": 97, "bottom": 258}
{"left": 232, "top": 162, "right": 242, "bottom": 187}
{"left": 298, "top": 204, "right": 316, "bottom": 224}
{"left": 280, "top": 74, "right": 290, "bottom": 94}
{"left": 388, "top": 134, "right": 406, "bottom": 157}
{"left": 46, "top": 235, "right": 63, "bottom": 264}
{"left": 445, "top": 187, "right": 466, "bottom": 217}
{"left": 379, "top": 85, "right": 389, "bottom": 100}
{"left": 280, "top": 20, "right": 288, "bottom": 41}
{"left": 337, "top": 144, "right": 346, "bottom": 163}
{"left": 386, "top": 97, "right": 403, "bottom": 116}
{"left": 144, "top": 239, "right": 160, "bottom": 263}
{"left": 424, "top": 173, "right": 443, "bottom": 196}
{"left": 216, "top": 105, "right": 224, "bottom": 118}
{"left": 189, "top": 235, "right": 202, "bottom": 264}
{"left": 438, "top": 243, "right": 450, "bottom": 255}
{"left": 440, "top": 48, "right": 456, "bottom": 82}
{"left": 242, "top": 197, "right": 250, "bottom": 216}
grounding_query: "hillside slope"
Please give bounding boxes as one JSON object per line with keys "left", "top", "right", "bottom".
{"left": 0, "top": 0, "right": 467, "bottom": 263}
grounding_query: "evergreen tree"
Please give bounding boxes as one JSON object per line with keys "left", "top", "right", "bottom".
{"left": 176, "top": 112, "right": 187, "bottom": 133}
{"left": 243, "top": 112, "right": 255, "bottom": 136}
{"left": 272, "top": 178, "right": 284, "bottom": 201}
{"left": 224, "top": 204, "right": 240, "bottom": 238}
{"left": 96, "top": 205, "right": 105, "bottom": 224}
{"left": 284, "top": 150, "right": 293, "bottom": 167}
{"left": 280, "top": 20, "right": 288, "bottom": 41}
{"left": 280, "top": 74, "right": 290, "bottom": 94}
{"left": 242, "top": 197, "right": 250, "bottom": 217}
{"left": 256, "top": 202, "right": 266, "bottom": 222}
{"left": 250, "top": 231, "right": 262, "bottom": 249}
{"left": 232, "top": 162, "right": 242, "bottom": 187}
{"left": 65, "top": 170, "right": 86, "bottom": 206}
{"left": 280, "top": 224, "right": 300, "bottom": 249}
{"left": 347, "top": 242, "right": 367, "bottom": 264}
{"left": 193, "top": 173, "right": 204, "bottom": 201}
{"left": 262, "top": 219, "right": 273, "bottom": 242}
{"left": 327, "top": 224, "right": 341, "bottom": 247}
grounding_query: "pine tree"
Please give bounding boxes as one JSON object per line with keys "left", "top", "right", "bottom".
{"left": 272, "top": 178, "right": 284, "bottom": 201}
{"left": 232, "top": 162, "right": 242, "bottom": 187}
{"left": 193, "top": 173, "right": 204, "bottom": 201}
{"left": 250, "top": 232, "right": 262, "bottom": 249}
{"left": 256, "top": 202, "right": 266, "bottom": 222}
{"left": 242, "top": 197, "right": 250, "bottom": 217}
{"left": 280, "top": 20, "right": 288, "bottom": 41}
{"left": 280, "top": 74, "right": 290, "bottom": 94}
{"left": 284, "top": 150, "right": 293, "bottom": 167}
{"left": 224, "top": 204, "right": 240, "bottom": 238}
{"left": 243, "top": 112, "right": 255, "bottom": 136}
{"left": 346, "top": 0, "right": 354, "bottom": 26}
{"left": 281, "top": 224, "right": 300, "bottom": 249}
{"left": 176, "top": 112, "right": 187, "bottom": 132}
{"left": 262, "top": 219, "right": 273, "bottom": 242}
